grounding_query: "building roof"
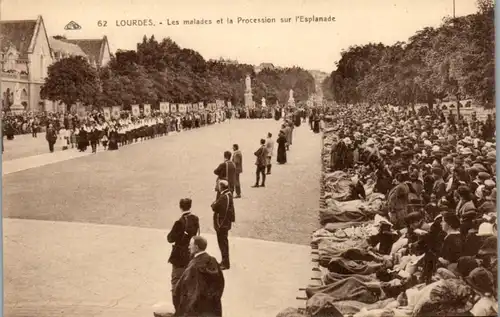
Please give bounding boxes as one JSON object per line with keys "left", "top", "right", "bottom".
{"left": 60, "top": 36, "right": 109, "bottom": 66}
{"left": 0, "top": 16, "right": 53, "bottom": 59}
{"left": 49, "top": 37, "right": 86, "bottom": 56}
{"left": 0, "top": 19, "right": 37, "bottom": 59}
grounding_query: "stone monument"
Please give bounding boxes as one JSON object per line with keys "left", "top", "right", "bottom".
{"left": 10, "top": 83, "right": 25, "bottom": 114}
{"left": 261, "top": 97, "right": 266, "bottom": 108}
{"left": 244, "top": 75, "right": 254, "bottom": 109}
{"left": 288, "top": 89, "right": 295, "bottom": 107}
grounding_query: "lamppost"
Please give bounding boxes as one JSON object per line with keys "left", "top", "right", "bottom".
{"left": 453, "top": 0, "right": 455, "bottom": 18}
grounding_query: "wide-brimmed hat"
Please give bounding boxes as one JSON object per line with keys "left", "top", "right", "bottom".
{"left": 478, "top": 236, "right": 497, "bottom": 256}
{"left": 465, "top": 267, "right": 495, "bottom": 295}
{"left": 478, "top": 172, "right": 491, "bottom": 180}
{"left": 457, "top": 256, "right": 479, "bottom": 278}
{"left": 477, "top": 222, "right": 495, "bottom": 237}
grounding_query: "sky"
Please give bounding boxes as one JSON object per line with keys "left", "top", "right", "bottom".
{"left": 1, "top": 0, "right": 479, "bottom": 72}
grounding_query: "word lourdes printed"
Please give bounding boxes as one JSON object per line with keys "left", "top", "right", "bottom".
{"left": 97, "top": 15, "right": 335, "bottom": 28}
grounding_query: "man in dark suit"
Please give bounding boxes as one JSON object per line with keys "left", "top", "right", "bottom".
{"left": 252, "top": 139, "right": 268, "bottom": 188}
{"left": 232, "top": 144, "right": 243, "bottom": 198}
{"left": 173, "top": 236, "right": 224, "bottom": 317}
{"left": 89, "top": 122, "right": 100, "bottom": 153}
{"left": 213, "top": 151, "right": 236, "bottom": 199}
{"left": 211, "top": 180, "right": 235, "bottom": 270}
{"left": 46, "top": 123, "right": 58, "bottom": 153}
{"left": 167, "top": 198, "right": 200, "bottom": 297}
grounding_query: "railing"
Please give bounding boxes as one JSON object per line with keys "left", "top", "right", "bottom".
{"left": 1, "top": 71, "right": 30, "bottom": 80}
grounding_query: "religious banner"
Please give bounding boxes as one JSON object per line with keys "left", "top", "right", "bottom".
{"left": 111, "top": 106, "right": 121, "bottom": 119}
{"left": 179, "top": 104, "right": 187, "bottom": 113}
{"left": 170, "top": 104, "right": 177, "bottom": 113}
{"left": 131, "top": 104, "right": 140, "bottom": 117}
{"left": 103, "top": 107, "right": 111, "bottom": 121}
{"left": 144, "top": 104, "right": 151, "bottom": 116}
{"left": 215, "top": 99, "right": 224, "bottom": 109}
{"left": 193, "top": 103, "right": 199, "bottom": 112}
{"left": 198, "top": 102, "right": 204, "bottom": 110}
{"left": 160, "top": 102, "right": 170, "bottom": 113}
{"left": 186, "top": 103, "right": 192, "bottom": 112}
{"left": 227, "top": 101, "right": 232, "bottom": 109}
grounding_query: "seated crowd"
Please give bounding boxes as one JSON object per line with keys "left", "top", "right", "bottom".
{"left": 301, "top": 103, "right": 497, "bottom": 317}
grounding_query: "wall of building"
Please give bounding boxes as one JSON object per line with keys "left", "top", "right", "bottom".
{"left": 101, "top": 41, "right": 111, "bottom": 66}
{"left": 28, "top": 19, "right": 52, "bottom": 85}
{"left": 29, "top": 83, "right": 43, "bottom": 111}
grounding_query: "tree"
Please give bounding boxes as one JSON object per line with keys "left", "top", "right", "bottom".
{"left": 323, "top": 2, "right": 494, "bottom": 111}
{"left": 40, "top": 56, "right": 100, "bottom": 111}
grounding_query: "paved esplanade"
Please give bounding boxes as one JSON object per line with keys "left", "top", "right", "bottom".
{"left": 3, "top": 119, "right": 321, "bottom": 317}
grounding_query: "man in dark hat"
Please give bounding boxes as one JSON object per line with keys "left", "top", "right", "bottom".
{"left": 477, "top": 235, "right": 497, "bottom": 281}
{"left": 438, "top": 212, "right": 463, "bottom": 268}
{"left": 431, "top": 167, "right": 446, "bottom": 201}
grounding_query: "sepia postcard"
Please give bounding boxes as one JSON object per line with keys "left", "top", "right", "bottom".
{"left": 0, "top": 0, "right": 497, "bottom": 316}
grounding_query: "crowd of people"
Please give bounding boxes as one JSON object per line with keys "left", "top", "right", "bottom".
{"left": 291, "top": 103, "right": 498, "bottom": 317}
{"left": 2, "top": 109, "right": 236, "bottom": 154}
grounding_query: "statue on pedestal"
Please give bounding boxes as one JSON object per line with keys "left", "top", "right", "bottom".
{"left": 244, "top": 74, "right": 254, "bottom": 108}
{"left": 245, "top": 75, "right": 252, "bottom": 92}
{"left": 10, "top": 83, "right": 26, "bottom": 114}
{"left": 288, "top": 89, "right": 295, "bottom": 107}
{"left": 14, "top": 83, "right": 22, "bottom": 105}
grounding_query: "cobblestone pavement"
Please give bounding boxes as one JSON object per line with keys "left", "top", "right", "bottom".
{"left": 3, "top": 119, "right": 321, "bottom": 316}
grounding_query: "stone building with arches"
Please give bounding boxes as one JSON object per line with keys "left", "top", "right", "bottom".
{"left": 0, "top": 15, "right": 112, "bottom": 112}
{"left": 0, "top": 15, "right": 52, "bottom": 112}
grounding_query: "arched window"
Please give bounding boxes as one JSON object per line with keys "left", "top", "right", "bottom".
{"left": 6, "top": 53, "right": 15, "bottom": 70}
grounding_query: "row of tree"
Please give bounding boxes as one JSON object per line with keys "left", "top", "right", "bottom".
{"left": 41, "top": 36, "right": 315, "bottom": 111}
{"left": 322, "top": 0, "right": 494, "bottom": 113}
